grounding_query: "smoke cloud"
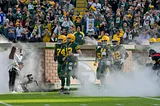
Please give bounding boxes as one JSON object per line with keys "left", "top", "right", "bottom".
{"left": 75, "top": 45, "right": 160, "bottom": 97}
{"left": 0, "top": 49, "right": 10, "bottom": 94}
{"left": 0, "top": 42, "right": 44, "bottom": 93}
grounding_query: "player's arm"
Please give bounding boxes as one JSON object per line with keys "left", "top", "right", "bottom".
{"left": 75, "top": 45, "right": 82, "bottom": 56}
{"left": 94, "top": 46, "right": 101, "bottom": 66}
{"left": 80, "top": 32, "right": 85, "bottom": 44}
{"left": 120, "top": 46, "right": 128, "bottom": 64}
{"left": 69, "top": 44, "right": 82, "bottom": 56}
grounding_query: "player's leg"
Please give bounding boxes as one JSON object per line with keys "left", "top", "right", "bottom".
{"left": 58, "top": 63, "right": 65, "bottom": 94}
{"left": 96, "top": 61, "right": 103, "bottom": 89}
{"left": 64, "top": 62, "right": 73, "bottom": 94}
{"left": 65, "top": 72, "right": 71, "bottom": 94}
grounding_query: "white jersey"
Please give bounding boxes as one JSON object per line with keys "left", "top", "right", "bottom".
{"left": 86, "top": 17, "right": 95, "bottom": 32}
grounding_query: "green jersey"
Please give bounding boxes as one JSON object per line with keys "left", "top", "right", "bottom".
{"left": 95, "top": 45, "right": 110, "bottom": 61}
{"left": 67, "top": 42, "right": 80, "bottom": 62}
{"left": 110, "top": 45, "right": 128, "bottom": 62}
{"left": 73, "top": 31, "right": 85, "bottom": 45}
{"left": 54, "top": 43, "right": 68, "bottom": 63}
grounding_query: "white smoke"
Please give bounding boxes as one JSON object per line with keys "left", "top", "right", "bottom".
{"left": 0, "top": 49, "right": 10, "bottom": 94}
{"left": 75, "top": 45, "right": 160, "bottom": 97}
{"left": 0, "top": 36, "right": 12, "bottom": 94}
{"left": 16, "top": 43, "right": 44, "bottom": 92}
{"left": 0, "top": 42, "right": 44, "bottom": 93}
{"left": 84, "top": 37, "right": 98, "bottom": 45}
{"left": 0, "top": 34, "right": 10, "bottom": 43}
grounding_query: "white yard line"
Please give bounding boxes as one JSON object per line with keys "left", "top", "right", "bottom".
{"left": 0, "top": 101, "right": 12, "bottom": 106}
{"left": 141, "top": 96, "right": 160, "bottom": 101}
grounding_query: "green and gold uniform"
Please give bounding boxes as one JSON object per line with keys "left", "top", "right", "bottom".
{"left": 54, "top": 43, "right": 68, "bottom": 87}
{"left": 95, "top": 44, "right": 111, "bottom": 80}
{"left": 110, "top": 45, "right": 128, "bottom": 72}
{"left": 66, "top": 42, "right": 80, "bottom": 80}
{"left": 73, "top": 31, "right": 85, "bottom": 45}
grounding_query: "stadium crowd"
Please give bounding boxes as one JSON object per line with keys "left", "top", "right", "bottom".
{"left": 0, "top": 0, "right": 159, "bottom": 44}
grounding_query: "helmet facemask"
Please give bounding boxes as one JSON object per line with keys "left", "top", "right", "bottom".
{"left": 112, "top": 41, "right": 118, "bottom": 47}
{"left": 67, "top": 37, "right": 72, "bottom": 43}
{"left": 149, "top": 49, "right": 156, "bottom": 57}
{"left": 57, "top": 38, "right": 63, "bottom": 44}
{"left": 102, "top": 40, "right": 107, "bottom": 46}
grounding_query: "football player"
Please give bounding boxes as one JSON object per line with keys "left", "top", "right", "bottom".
{"left": 94, "top": 36, "right": 112, "bottom": 87}
{"left": 64, "top": 34, "right": 82, "bottom": 94}
{"left": 54, "top": 35, "right": 68, "bottom": 94}
{"left": 148, "top": 49, "right": 160, "bottom": 76}
{"left": 110, "top": 37, "right": 128, "bottom": 72}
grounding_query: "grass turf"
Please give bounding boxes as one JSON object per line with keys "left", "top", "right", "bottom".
{"left": 0, "top": 92, "right": 160, "bottom": 106}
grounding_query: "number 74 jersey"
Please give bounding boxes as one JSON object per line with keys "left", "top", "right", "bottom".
{"left": 54, "top": 44, "right": 68, "bottom": 63}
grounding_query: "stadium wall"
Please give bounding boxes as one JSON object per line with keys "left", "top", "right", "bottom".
{"left": 1, "top": 43, "right": 150, "bottom": 88}
{"left": 44, "top": 43, "right": 135, "bottom": 86}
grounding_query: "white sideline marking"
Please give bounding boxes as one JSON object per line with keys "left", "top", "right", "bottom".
{"left": 141, "top": 96, "right": 160, "bottom": 101}
{"left": 0, "top": 101, "right": 12, "bottom": 106}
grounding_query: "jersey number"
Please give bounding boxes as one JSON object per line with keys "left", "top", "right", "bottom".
{"left": 68, "top": 48, "right": 72, "bottom": 54}
{"left": 57, "top": 49, "right": 66, "bottom": 56}
{"left": 112, "top": 52, "right": 120, "bottom": 60}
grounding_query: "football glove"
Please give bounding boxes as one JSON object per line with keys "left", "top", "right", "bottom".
{"left": 93, "top": 62, "right": 97, "bottom": 66}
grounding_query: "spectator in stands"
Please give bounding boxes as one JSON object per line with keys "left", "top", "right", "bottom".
{"left": 6, "top": 8, "right": 14, "bottom": 23}
{"left": 21, "top": 27, "right": 30, "bottom": 42}
{"left": 42, "top": 27, "right": 51, "bottom": 42}
{"left": 0, "top": 7, "right": 6, "bottom": 25}
{"left": 62, "top": 17, "right": 74, "bottom": 33}
{"left": 0, "top": 0, "right": 159, "bottom": 45}
{"left": 7, "top": 21, "right": 17, "bottom": 42}
{"left": 3, "top": 19, "right": 10, "bottom": 37}
{"left": 63, "top": 0, "right": 74, "bottom": 13}
{"left": 86, "top": 13, "right": 95, "bottom": 34}
{"left": 73, "top": 26, "right": 85, "bottom": 45}
{"left": 50, "top": 33, "right": 57, "bottom": 42}
{"left": 92, "top": 0, "right": 101, "bottom": 10}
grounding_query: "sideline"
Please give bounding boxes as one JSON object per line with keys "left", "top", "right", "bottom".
{"left": 0, "top": 101, "right": 12, "bottom": 106}
{"left": 141, "top": 96, "right": 160, "bottom": 101}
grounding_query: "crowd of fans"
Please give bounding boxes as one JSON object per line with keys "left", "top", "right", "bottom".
{"left": 0, "top": 0, "right": 159, "bottom": 45}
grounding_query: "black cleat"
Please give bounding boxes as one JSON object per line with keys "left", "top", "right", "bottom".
{"left": 59, "top": 89, "right": 65, "bottom": 94}
{"left": 64, "top": 89, "right": 70, "bottom": 95}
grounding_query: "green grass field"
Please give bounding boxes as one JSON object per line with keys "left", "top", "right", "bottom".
{"left": 0, "top": 92, "right": 160, "bottom": 106}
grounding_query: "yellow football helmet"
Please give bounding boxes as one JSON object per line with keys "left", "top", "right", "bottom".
{"left": 58, "top": 35, "right": 67, "bottom": 44}
{"left": 101, "top": 36, "right": 110, "bottom": 42}
{"left": 112, "top": 37, "right": 120, "bottom": 46}
{"left": 67, "top": 34, "right": 75, "bottom": 42}
{"left": 156, "top": 38, "right": 160, "bottom": 42}
{"left": 112, "top": 37, "right": 120, "bottom": 43}
{"left": 149, "top": 38, "right": 157, "bottom": 43}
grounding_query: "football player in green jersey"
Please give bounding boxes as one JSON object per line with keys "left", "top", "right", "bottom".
{"left": 64, "top": 34, "right": 82, "bottom": 94}
{"left": 54, "top": 35, "right": 68, "bottom": 94}
{"left": 94, "top": 36, "right": 112, "bottom": 87}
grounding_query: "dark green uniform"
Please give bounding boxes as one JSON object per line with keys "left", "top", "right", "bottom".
{"left": 66, "top": 42, "right": 80, "bottom": 80}
{"left": 95, "top": 44, "right": 111, "bottom": 80}
{"left": 110, "top": 45, "right": 128, "bottom": 72}
{"left": 73, "top": 31, "right": 85, "bottom": 45}
{"left": 54, "top": 43, "right": 68, "bottom": 87}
